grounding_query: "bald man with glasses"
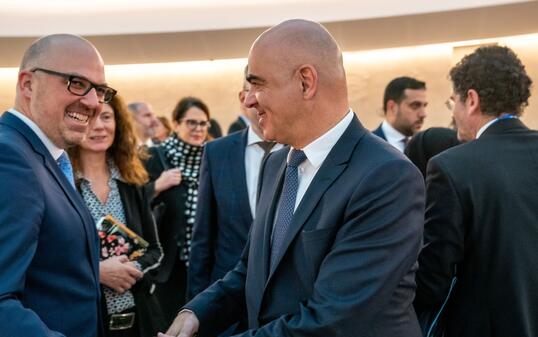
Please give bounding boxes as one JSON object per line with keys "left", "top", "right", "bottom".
{"left": 0, "top": 34, "right": 115, "bottom": 337}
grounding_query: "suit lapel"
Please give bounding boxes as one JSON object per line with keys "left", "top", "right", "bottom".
{"left": 261, "top": 156, "right": 287, "bottom": 276}
{"left": 249, "top": 149, "right": 287, "bottom": 319}
{"left": 265, "top": 117, "right": 365, "bottom": 282}
{"left": 1, "top": 112, "right": 99, "bottom": 279}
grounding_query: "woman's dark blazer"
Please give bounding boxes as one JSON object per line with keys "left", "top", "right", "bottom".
{"left": 117, "top": 181, "right": 166, "bottom": 335}
{"left": 144, "top": 146, "right": 188, "bottom": 283}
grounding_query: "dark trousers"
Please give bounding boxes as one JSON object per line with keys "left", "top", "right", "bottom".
{"left": 154, "top": 259, "right": 187, "bottom": 325}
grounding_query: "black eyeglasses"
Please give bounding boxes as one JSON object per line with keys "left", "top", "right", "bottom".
{"left": 181, "top": 119, "right": 211, "bottom": 130}
{"left": 31, "top": 67, "right": 117, "bottom": 103}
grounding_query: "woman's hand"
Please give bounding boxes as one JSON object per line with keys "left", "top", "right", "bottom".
{"left": 154, "top": 168, "right": 182, "bottom": 196}
{"left": 99, "top": 255, "right": 143, "bottom": 293}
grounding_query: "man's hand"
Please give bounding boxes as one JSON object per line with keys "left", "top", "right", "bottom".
{"left": 99, "top": 255, "right": 143, "bottom": 293}
{"left": 157, "top": 310, "right": 199, "bottom": 337}
{"left": 154, "top": 168, "right": 182, "bottom": 196}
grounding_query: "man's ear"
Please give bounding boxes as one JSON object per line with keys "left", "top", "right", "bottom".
{"left": 386, "top": 100, "right": 397, "bottom": 116}
{"left": 298, "top": 64, "right": 318, "bottom": 100}
{"left": 238, "top": 90, "right": 246, "bottom": 104}
{"left": 18, "top": 71, "right": 33, "bottom": 99}
{"left": 466, "top": 89, "right": 481, "bottom": 116}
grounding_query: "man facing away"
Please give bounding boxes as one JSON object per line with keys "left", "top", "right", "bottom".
{"left": 160, "top": 19, "right": 424, "bottom": 337}
{"left": 372, "top": 76, "right": 428, "bottom": 152}
{"left": 415, "top": 45, "right": 537, "bottom": 337}
{"left": 0, "top": 34, "right": 116, "bottom": 337}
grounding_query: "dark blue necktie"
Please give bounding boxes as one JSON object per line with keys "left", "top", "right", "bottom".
{"left": 270, "top": 149, "right": 307, "bottom": 269}
{"left": 57, "top": 152, "right": 75, "bottom": 187}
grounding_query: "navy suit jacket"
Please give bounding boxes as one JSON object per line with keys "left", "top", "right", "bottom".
{"left": 0, "top": 112, "right": 102, "bottom": 337}
{"left": 372, "top": 123, "right": 387, "bottom": 140}
{"left": 188, "top": 129, "right": 252, "bottom": 299}
{"left": 186, "top": 116, "right": 425, "bottom": 337}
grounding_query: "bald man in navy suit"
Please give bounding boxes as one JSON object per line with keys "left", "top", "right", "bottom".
{"left": 161, "top": 19, "right": 424, "bottom": 337}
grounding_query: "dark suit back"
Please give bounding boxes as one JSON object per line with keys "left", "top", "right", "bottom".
{"left": 187, "top": 116, "right": 425, "bottom": 337}
{"left": 0, "top": 112, "right": 102, "bottom": 337}
{"left": 188, "top": 130, "right": 252, "bottom": 299}
{"left": 416, "top": 118, "right": 538, "bottom": 337}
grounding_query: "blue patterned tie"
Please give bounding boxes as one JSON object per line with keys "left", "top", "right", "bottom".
{"left": 57, "top": 152, "right": 75, "bottom": 187}
{"left": 270, "top": 149, "right": 307, "bottom": 269}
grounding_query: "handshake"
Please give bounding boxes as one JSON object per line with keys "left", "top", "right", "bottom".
{"left": 157, "top": 310, "right": 199, "bottom": 337}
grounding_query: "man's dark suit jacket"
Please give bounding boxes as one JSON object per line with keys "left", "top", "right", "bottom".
{"left": 188, "top": 129, "right": 252, "bottom": 299}
{"left": 0, "top": 112, "right": 103, "bottom": 337}
{"left": 227, "top": 116, "right": 248, "bottom": 135}
{"left": 185, "top": 116, "right": 425, "bottom": 337}
{"left": 415, "top": 118, "right": 538, "bottom": 337}
{"left": 372, "top": 123, "right": 387, "bottom": 140}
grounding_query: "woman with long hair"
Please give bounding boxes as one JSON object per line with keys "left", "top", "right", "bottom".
{"left": 145, "top": 96, "right": 211, "bottom": 324}
{"left": 68, "top": 95, "right": 165, "bottom": 337}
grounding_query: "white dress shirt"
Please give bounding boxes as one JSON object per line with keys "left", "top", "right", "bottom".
{"left": 8, "top": 108, "right": 64, "bottom": 160}
{"left": 245, "top": 127, "right": 283, "bottom": 217}
{"left": 380, "top": 120, "right": 407, "bottom": 153}
{"left": 290, "top": 109, "right": 354, "bottom": 210}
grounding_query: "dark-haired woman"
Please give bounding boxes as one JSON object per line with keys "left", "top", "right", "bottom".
{"left": 145, "top": 96, "right": 211, "bottom": 324}
{"left": 68, "top": 95, "right": 165, "bottom": 337}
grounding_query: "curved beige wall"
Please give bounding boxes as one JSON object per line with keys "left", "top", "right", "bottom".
{"left": 2, "top": 36, "right": 536, "bottom": 134}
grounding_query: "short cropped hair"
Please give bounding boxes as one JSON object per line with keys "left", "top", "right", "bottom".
{"left": 449, "top": 45, "right": 532, "bottom": 117}
{"left": 383, "top": 76, "right": 426, "bottom": 113}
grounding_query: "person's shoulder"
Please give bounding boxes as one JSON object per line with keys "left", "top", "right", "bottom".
{"left": 0, "top": 124, "right": 33, "bottom": 160}
{"left": 359, "top": 131, "right": 406, "bottom": 162}
{"left": 431, "top": 139, "right": 474, "bottom": 163}
{"left": 205, "top": 129, "right": 245, "bottom": 152}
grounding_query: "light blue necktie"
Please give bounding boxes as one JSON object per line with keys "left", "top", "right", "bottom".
{"left": 270, "top": 149, "right": 307, "bottom": 269}
{"left": 57, "top": 152, "right": 75, "bottom": 187}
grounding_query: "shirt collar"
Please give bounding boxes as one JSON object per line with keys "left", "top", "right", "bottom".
{"left": 475, "top": 115, "right": 519, "bottom": 139}
{"left": 381, "top": 120, "right": 406, "bottom": 144}
{"left": 8, "top": 108, "right": 64, "bottom": 161}
{"left": 247, "top": 126, "right": 264, "bottom": 146}
{"left": 289, "top": 109, "right": 354, "bottom": 169}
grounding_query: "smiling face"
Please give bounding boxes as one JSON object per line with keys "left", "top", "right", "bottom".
{"left": 245, "top": 45, "right": 302, "bottom": 145}
{"left": 22, "top": 37, "right": 106, "bottom": 149}
{"left": 80, "top": 103, "right": 115, "bottom": 154}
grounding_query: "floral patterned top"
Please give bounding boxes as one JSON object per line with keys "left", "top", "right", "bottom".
{"left": 78, "top": 163, "right": 137, "bottom": 315}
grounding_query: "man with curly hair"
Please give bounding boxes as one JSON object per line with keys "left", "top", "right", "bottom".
{"left": 415, "top": 45, "right": 536, "bottom": 337}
